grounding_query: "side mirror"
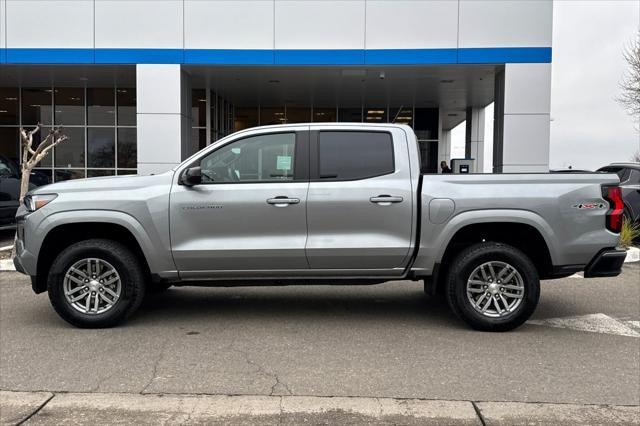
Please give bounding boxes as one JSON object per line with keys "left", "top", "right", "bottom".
{"left": 180, "top": 166, "right": 202, "bottom": 186}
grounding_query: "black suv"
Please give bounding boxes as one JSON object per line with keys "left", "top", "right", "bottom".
{"left": 0, "top": 155, "right": 51, "bottom": 229}
{"left": 597, "top": 163, "right": 640, "bottom": 223}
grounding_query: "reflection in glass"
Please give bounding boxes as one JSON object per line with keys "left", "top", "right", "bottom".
{"left": 192, "top": 89, "right": 206, "bottom": 127}
{"left": 88, "top": 128, "right": 115, "bottom": 168}
{"left": 87, "top": 169, "right": 115, "bottom": 178}
{"left": 338, "top": 108, "right": 362, "bottom": 123}
{"left": 117, "top": 169, "right": 137, "bottom": 175}
{"left": 31, "top": 169, "right": 52, "bottom": 187}
{"left": 117, "top": 128, "right": 137, "bottom": 168}
{"left": 31, "top": 128, "right": 52, "bottom": 167}
{"left": 54, "top": 88, "right": 84, "bottom": 125}
{"left": 0, "top": 127, "right": 19, "bottom": 162}
{"left": 313, "top": 108, "right": 336, "bottom": 122}
{"left": 364, "top": 108, "right": 387, "bottom": 123}
{"left": 191, "top": 128, "right": 206, "bottom": 154}
{"left": 117, "top": 88, "right": 136, "bottom": 126}
{"left": 55, "top": 169, "right": 85, "bottom": 182}
{"left": 87, "top": 88, "right": 115, "bottom": 126}
{"left": 22, "top": 88, "right": 53, "bottom": 125}
{"left": 54, "top": 127, "right": 85, "bottom": 168}
{"left": 389, "top": 108, "right": 413, "bottom": 127}
{"left": 285, "top": 107, "right": 310, "bottom": 124}
{"left": 234, "top": 107, "right": 258, "bottom": 131}
{"left": 0, "top": 88, "right": 19, "bottom": 125}
{"left": 260, "top": 107, "right": 286, "bottom": 126}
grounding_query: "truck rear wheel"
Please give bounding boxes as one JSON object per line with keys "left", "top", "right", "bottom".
{"left": 47, "top": 239, "right": 146, "bottom": 328}
{"left": 445, "top": 242, "right": 540, "bottom": 331}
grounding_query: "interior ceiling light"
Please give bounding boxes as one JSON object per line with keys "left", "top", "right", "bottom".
{"left": 5, "top": 97, "right": 17, "bottom": 101}
{"left": 268, "top": 80, "right": 280, "bottom": 84}
{"left": 447, "top": 113, "right": 458, "bottom": 117}
{"left": 367, "top": 110, "right": 385, "bottom": 114}
{"left": 440, "top": 79, "right": 455, "bottom": 84}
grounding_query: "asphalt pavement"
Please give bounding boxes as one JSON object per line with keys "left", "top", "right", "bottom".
{"left": 1, "top": 264, "right": 639, "bottom": 424}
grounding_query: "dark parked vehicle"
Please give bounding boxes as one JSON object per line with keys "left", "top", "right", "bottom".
{"left": 597, "top": 163, "right": 640, "bottom": 223}
{"left": 0, "top": 155, "right": 49, "bottom": 230}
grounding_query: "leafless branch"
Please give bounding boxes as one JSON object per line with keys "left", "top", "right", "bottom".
{"left": 617, "top": 32, "right": 640, "bottom": 125}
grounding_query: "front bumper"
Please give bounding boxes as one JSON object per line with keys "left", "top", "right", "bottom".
{"left": 584, "top": 248, "right": 627, "bottom": 278}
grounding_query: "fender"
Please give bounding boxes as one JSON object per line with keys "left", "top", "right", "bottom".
{"left": 35, "top": 210, "right": 177, "bottom": 277}
{"left": 412, "top": 208, "right": 558, "bottom": 274}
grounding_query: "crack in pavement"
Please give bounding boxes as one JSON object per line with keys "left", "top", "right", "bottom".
{"left": 141, "top": 339, "right": 170, "bottom": 394}
{"left": 232, "top": 348, "right": 292, "bottom": 396}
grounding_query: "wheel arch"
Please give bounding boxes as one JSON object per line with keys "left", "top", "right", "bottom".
{"left": 33, "top": 213, "right": 158, "bottom": 293}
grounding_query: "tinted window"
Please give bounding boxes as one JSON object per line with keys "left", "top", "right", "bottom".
{"left": 318, "top": 131, "right": 394, "bottom": 180}
{"left": 200, "top": 133, "right": 296, "bottom": 183}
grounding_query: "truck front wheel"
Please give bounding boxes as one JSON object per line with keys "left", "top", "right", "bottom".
{"left": 445, "top": 242, "right": 540, "bottom": 331}
{"left": 47, "top": 239, "right": 146, "bottom": 328}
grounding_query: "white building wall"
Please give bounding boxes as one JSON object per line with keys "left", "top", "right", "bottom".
{"left": 95, "top": 0, "right": 183, "bottom": 49}
{"left": 500, "top": 63, "right": 552, "bottom": 172}
{"left": 365, "top": 1, "right": 458, "bottom": 49}
{"left": 458, "top": 0, "right": 553, "bottom": 48}
{"left": 6, "top": 0, "right": 94, "bottom": 48}
{"left": 185, "top": 1, "right": 275, "bottom": 50}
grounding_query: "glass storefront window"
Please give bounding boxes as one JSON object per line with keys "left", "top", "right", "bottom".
{"left": 55, "top": 169, "right": 85, "bottom": 182}
{"left": 117, "top": 89, "right": 136, "bottom": 126}
{"left": 88, "top": 128, "right": 115, "bottom": 168}
{"left": 87, "top": 88, "right": 115, "bottom": 126}
{"left": 55, "top": 88, "right": 85, "bottom": 125}
{"left": 54, "top": 127, "right": 85, "bottom": 168}
{"left": 234, "top": 107, "right": 258, "bottom": 131}
{"left": 313, "top": 108, "right": 336, "bottom": 122}
{"left": 364, "top": 108, "right": 387, "bottom": 123}
{"left": 22, "top": 88, "right": 53, "bottom": 125}
{"left": 286, "top": 107, "right": 310, "bottom": 124}
{"left": 117, "top": 128, "right": 137, "bottom": 169}
{"left": 87, "top": 169, "right": 115, "bottom": 178}
{"left": 389, "top": 108, "right": 413, "bottom": 127}
{"left": 191, "top": 128, "right": 206, "bottom": 153}
{"left": 0, "top": 88, "right": 19, "bottom": 125}
{"left": 192, "top": 89, "right": 206, "bottom": 127}
{"left": 414, "top": 108, "right": 438, "bottom": 140}
{"left": 338, "top": 108, "right": 362, "bottom": 123}
{"left": 0, "top": 127, "right": 19, "bottom": 162}
{"left": 261, "top": 107, "right": 286, "bottom": 125}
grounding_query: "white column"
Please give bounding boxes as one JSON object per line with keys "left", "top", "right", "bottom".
{"left": 136, "top": 64, "right": 191, "bottom": 175}
{"left": 498, "top": 63, "right": 551, "bottom": 173}
{"left": 439, "top": 129, "right": 452, "bottom": 166}
{"left": 465, "top": 107, "right": 485, "bottom": 173}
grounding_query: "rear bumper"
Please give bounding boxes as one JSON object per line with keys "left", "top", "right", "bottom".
{"left": 584, "top": 248, "right": 627, "bottom": 278}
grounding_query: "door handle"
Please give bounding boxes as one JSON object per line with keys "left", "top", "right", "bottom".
{"left": 267, "top": 196, "right": 300, "bottom": 207}
{"left": 370, "top": 195, "right": 403, "bottom": 205}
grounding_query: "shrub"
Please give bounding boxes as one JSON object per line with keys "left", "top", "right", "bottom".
{"left": 619, "top": 217, "right": 640, "bottom": 249}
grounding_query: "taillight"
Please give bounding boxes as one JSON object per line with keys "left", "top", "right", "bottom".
{"left": 602, "top": 186, "right": 624, "bottom": 233}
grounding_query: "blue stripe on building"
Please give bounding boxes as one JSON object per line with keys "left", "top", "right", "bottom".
{"left": 2, "top": 47, "right": 552, "bottom": 65}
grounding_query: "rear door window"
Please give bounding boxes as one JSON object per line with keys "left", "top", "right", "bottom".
{"left": 318, "top": 131, "right": 394, "bottom": 180}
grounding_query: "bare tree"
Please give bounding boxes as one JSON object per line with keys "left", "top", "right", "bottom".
{"left": 618, "top": 33, "right": 640, "bottom": 126}
{"left": 19, "top": 124, "right": 68, "bottom": 202}
{"left": 632, "top": 151, "right": 640, "bottom": 162}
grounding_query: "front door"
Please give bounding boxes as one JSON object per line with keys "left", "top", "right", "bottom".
{"left": 305, "top": 128, "right": 414, "bottom": 274}
{"left": 170, "top": 129, "right": 309, "bottom": 278}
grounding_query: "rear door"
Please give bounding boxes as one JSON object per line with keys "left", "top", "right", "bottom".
{"left": 305, "top": 126, "right": 414, "bottom": 274}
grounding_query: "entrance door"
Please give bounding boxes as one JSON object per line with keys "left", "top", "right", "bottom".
{"left": 305, "top": 127, "right": 414, "bottom": 274}
{"left": 170, "top": 129, "right": 310, "bottom": 278}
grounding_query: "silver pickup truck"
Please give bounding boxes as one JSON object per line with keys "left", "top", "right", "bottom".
{"left": 13, "top": 123, "right": 626, "bottom": 331}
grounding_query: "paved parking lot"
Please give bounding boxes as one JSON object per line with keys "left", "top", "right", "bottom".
{"left": 1, "top": 264, "right": 639, "bottom": 423}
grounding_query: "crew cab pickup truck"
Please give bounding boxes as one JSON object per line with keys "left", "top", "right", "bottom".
{"left": 13, "top": 123, "right": 626, "bottom": 330}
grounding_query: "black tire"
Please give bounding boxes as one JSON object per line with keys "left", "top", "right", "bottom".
{"left": 47, "top": 239, "right": 146, "bottom": 328}
{"left": 445, "top": 242, "right": 540, "bottom": 332}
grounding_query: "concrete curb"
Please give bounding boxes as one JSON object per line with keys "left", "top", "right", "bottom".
{"left": 0, "top": 259, "right": 15, "bottom": 271}
{"left": 2, "top": 391, "right": 638, "bottom": 425}
{"left": 624, "top": 246, "right": 640, "bottom": 263}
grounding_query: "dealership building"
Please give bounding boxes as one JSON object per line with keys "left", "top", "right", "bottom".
{"left": 0, "top": 0, "right": 552, "bottom": 179}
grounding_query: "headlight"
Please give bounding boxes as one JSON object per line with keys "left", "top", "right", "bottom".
{"left": 24, "top": 194, "right": 57, "bottom": 212}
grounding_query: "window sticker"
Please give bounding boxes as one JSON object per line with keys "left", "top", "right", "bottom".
{"left": 277, "top": 155, "right": 292, "bottom": 171}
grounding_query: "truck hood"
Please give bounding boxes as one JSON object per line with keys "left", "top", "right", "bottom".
{"left": 31, "top": 171, "right": 176, "bottom": 195}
